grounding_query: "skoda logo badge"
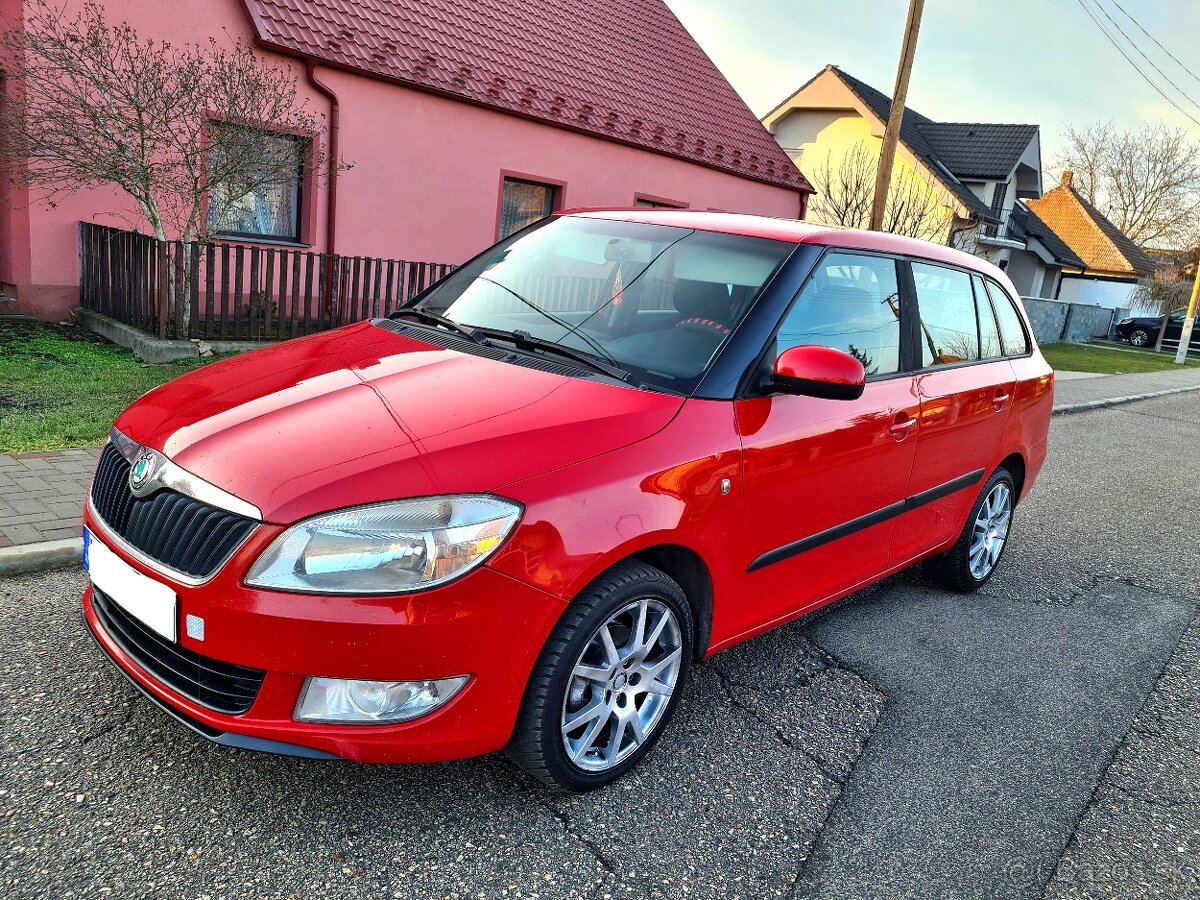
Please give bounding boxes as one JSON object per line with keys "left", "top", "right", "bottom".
{"left": 129, "top": 451, "right": 155, "bottom": 492}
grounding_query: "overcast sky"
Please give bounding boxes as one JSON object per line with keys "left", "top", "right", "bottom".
{"left": 666, "top": 0, "right": 1200, "bottom": 171}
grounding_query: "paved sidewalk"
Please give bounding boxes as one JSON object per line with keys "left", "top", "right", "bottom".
{"left": 0, "top": 449, "right": 99, "bottom": 548}
{"left": 1053, "top": 366, "right": 1200, "bottom": 410}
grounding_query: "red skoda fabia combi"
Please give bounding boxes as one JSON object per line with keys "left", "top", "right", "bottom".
{"left": 82, "top": 210, "right": 1052, "bottom": 790}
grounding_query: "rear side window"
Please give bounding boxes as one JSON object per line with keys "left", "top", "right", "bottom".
{"left": 973, "top": 276, "right": 1003, "bottom": 358}
{"left": 912, "top": 263, "right": 979, "bottom": 367}
{"left": 985, "top": 280, "right": 1031, "bottom": 356}
{"left": 778, "top": 252, "right": 901, "bottom": 375}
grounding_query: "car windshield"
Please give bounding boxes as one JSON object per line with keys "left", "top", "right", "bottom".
{"left": 408, "top": 216, "right": 794, "bottom": 393}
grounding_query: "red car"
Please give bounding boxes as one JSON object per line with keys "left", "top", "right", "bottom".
{"left": 81, "top": 210, "right": 1053, "bottom": 790}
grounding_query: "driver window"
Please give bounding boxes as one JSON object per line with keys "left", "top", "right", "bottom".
{"left": 777, "top": 253, "right": 901, "bottom": 376}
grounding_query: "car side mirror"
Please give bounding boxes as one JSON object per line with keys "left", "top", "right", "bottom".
{"left": 771, "top": 345, "right": 866, "bottom": 400}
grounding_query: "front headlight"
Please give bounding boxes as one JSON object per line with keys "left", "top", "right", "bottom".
{"left": 1118, "top": 318, "right": 1134, "bottom": 325}
{"left": 245, "top": 495, "right": 522, "bottom": 594}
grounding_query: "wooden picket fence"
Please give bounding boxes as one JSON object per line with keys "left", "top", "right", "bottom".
{"left": 78, "top": 222, "right": 455, "bottom": 341}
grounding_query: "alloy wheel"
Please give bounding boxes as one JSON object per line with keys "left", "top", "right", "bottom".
{"left": 560, "top": 598, "right": 683, "bottom": 773}
{"left": 969, "top": 482, "right": 1012, "bottom": 580}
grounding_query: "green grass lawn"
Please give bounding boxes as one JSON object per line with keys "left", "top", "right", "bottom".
{"left": 0, "top": 320, "right": 217, "bottom": 453}
{"left": 1041, "top": 341, "right": 1200, "bottom": 375}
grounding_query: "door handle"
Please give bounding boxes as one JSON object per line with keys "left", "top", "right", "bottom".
{"left": 993, "top": 390, "right": 1010, "bottom": 411}
{"left": 889, "top": 413, "right": 917, "bottom": 441}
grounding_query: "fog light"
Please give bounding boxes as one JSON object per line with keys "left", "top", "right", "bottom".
{"left": 295, "top": 675, "right": 469, "bottom": 724}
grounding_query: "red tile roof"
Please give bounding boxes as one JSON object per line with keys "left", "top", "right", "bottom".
{"left": 1027, "top": 172, "right": 1158, "bottom": 277}
{"left": 241, "top": 0, "right": 811, "bottom": 194}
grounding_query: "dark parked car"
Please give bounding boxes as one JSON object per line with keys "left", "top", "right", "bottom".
{"left": 1115, "top": 307, "right": 1199, "bottom": 349}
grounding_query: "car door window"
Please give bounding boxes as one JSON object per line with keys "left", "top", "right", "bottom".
{"left": 912, "top": 263, "right": 979, "bottom": 367}
{"left": 777, "top": 252, "right": 901, "bottom": 376}
{"left": 984, "top": 280, "right": 1030, "bottom": 356}
{"left": 973, "top": 276, "right": 1003, "bottom": 359}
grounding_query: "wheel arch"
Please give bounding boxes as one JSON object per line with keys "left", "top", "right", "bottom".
{"left": 629, "top": 544, "right": 714, "bottom": 660}
{"left": 550, "top": 541, "right": 716, "bottom": 661}
{"left": 997, "top": 451, "right": 1026, "bottom": 501}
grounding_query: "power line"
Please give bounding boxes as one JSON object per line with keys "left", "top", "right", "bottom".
{"left": 1107, "top": 0, "right": 1200, "bottom": 90}
{"left": 1089, "top": 0, "right": 1200, "bottom": 116}
{"left": 1072, "top": 0, "right": 1200, "bottom": 128}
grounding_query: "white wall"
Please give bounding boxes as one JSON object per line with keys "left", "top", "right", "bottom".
{"left": 1056, "top": 276, "right": 1144, "bottom": 311}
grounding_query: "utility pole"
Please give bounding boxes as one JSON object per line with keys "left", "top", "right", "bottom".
{"left": 870, "top": 0, "right": 925, "bottom": 232}
{"left": 1174, "top": 263, "right": 1199, "bottom": 364}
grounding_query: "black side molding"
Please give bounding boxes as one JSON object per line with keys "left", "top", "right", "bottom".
{"left": 747, "top": 468, "right": 985, "bottom": 572}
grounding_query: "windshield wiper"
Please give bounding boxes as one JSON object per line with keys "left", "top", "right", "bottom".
{"left": 471, "top": 326, "right": 633, "bottom": 383}
{"left": 391, "top": 308, "right": 491, "bottom": 345}
{"left": 395, "top": 307, "right": 632, "bottom": 384}
{"left": 476, "top": 275, "right": 619, "bottom": 366}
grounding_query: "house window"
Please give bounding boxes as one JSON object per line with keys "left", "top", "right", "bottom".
{"left": 634, "top": 197, "right": 685, "bottom": 209}
{"left": 499, "top": 178, "right": 557, "bottom": 238}
{"left": 991, "top": 181, "right": 1008, "bottom": 214}
{"left": 207, "top": 125, "right": 305, "bottom": 242}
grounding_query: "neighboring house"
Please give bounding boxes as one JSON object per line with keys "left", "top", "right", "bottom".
{"left": 0, "top": 0, "right": 812, "bottom": 321}
{"left": 1001, "top": 201, "right": 1087, "bottom": 299}
{"left": 761, "top": 65, "right": 1079, "bottom": 297}
{"left": 1026, "top": 171, "right": 1158, "bottom": 310}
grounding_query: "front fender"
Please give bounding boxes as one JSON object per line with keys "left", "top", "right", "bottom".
{"left": 485, "top": 399, "right": 743, "bottom": 634}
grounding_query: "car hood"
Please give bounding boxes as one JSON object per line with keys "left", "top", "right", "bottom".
{"left": 114, "top": 322, "right": 684, "bottom": 523}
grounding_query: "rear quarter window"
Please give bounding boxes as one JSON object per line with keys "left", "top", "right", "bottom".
{"left": 972, "top": 275, "right": 1003, "bottom": 359}
{"left": 984, "top": 280, "right": 1031, "bottom": 356}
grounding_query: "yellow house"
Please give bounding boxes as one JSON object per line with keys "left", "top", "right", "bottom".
{"left": 762, "top": 66, "right": 1077, "bottom": 298}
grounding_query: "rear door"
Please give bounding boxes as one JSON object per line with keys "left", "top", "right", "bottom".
{"left": 890, "top": 263, "right": 1016, "bottom": 563}
{"left": 735, "top": 250, "right": 920, "bottom": 636}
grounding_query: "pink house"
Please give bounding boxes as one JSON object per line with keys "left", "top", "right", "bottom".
{"left": 0, "top": 0, "right": 812, "bottom": 322}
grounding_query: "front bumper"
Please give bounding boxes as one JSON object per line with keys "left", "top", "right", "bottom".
{"left": 81, "top": 506, "right": 566, "bottom": 763}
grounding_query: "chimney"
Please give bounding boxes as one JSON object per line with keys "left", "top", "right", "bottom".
{"left": 1061, "top": 169, "right": 1073, "bottom": 188}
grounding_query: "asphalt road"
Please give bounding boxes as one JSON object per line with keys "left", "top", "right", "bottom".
{"left": 2, "top": 393, "right": 1198, "bottom": 900}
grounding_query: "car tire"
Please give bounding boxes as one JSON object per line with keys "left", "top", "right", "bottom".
{"left": 506, "top": 560, "right": 694, "bottom": 792}
{"left": 1128, "top": 328, "right": 1152, "bottom": 347}
{"left": 924, "top": 467, "right": 1016, "bottom": 593}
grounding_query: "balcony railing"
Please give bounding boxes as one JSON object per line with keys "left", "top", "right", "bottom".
{"left": 976, "top": 209, "right": 1027, "bottom": 243}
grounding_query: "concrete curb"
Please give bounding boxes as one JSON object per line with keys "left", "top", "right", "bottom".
{"left": 0, "top": 538, "right": 83, "bottom": 577}
{"left": 1052, "top": 383, "right": 1200, "bottom": 416}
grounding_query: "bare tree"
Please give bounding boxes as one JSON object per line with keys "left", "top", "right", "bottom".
{"left": 808, "top": 141, "right": 951, "bottom": 243}
{"left": 0, "top": 0, "right": 334, "bottom": 250}
{"left": 1053, "top": 121, "right": 1200, "bottom": 248}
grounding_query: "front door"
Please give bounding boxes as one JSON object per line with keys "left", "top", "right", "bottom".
{"left": 734, "top": 251, "right": 919, "bottom": 637}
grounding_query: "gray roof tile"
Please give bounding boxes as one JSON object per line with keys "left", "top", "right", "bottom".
{"left": 831, "top": 68, "right": 993, "bottom": 219}
{"left": 917, "top": 123, "right": 1039, "bottom": 180}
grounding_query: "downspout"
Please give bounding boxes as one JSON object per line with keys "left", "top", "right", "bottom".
{"left": 304, "top": 60, "right": 339, "bottom": 317}
{"left": 304, "top": 59, "right": 339, "bottom": 258}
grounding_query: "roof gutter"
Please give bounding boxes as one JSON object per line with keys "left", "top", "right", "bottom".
{"left": 303, "top": 59, "right": 340, "bottom": 259}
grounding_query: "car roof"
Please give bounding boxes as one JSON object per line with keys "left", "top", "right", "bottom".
{"left": 560, "top": 208, "right": 1012, "bottom": 285}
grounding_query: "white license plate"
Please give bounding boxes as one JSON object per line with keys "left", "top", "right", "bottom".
{"left": 84, "top": 527, "right": 178, "bottom": 642}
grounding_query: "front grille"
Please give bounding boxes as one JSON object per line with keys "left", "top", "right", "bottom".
{"left": 90, "top": 443, "right": 256, "bottom": 579}
{"left": 91, "top": 587, "right": 265, "bottom": 715}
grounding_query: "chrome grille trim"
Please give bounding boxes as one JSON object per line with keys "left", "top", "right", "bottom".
{"left": 107, "top": 427, "right": 263, "bottom": 521}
